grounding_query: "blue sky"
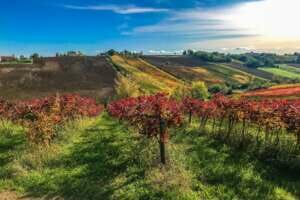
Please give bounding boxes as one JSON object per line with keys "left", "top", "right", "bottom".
{"left": 1, "top": 0, "right": 300, "bottom": 55}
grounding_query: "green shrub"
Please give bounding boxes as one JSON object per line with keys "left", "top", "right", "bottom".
{"left": 171, "top": 84, "right": 191, "bottom": 100}
{"left": 191, "top": 81, "right": 209, "bottom": 100}
{"left": 209, "top": 84, "right": 233, "bottom": 95}
{"left": 114, "top": 75, "right": 141, "bottom": 99}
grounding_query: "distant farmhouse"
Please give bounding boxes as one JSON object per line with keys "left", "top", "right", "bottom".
{"left": 0, "top": 55, "right": 16, "bottom": 63}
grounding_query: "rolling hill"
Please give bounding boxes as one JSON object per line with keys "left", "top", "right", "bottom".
{"left": 1, "top": 54, "right": 300, "bottom": 101}
{"left": 142, "top": 56, "right": 267, "bottom": 87}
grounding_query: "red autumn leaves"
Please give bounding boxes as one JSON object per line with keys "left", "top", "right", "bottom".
{"left": 0, "top": 94, "right": 103, "bottom": 121}
{"left": 108, "top": 93, "right": 183, "bottom": 140}
{"left": 108, "top": 93, "right": 300, "bottom": 146}
{"left": 0, "top": 94, "right": 103, "bottom": 145}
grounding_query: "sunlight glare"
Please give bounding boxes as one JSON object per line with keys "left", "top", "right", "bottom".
{"left": 228, "top": 0, "right": 300, "bottom": 39}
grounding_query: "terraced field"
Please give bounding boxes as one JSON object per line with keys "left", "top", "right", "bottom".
{"left": 110, "top": 55, "right": 183, "bottom": 93}
{"left": 143, "top": 56, "right": 265, "bottom": 86}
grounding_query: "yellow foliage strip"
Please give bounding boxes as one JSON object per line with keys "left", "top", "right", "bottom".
{"left": 233, "top": 74, "right": 250, "bottom": 84}
{"left": 111, "top": 55, "right": 182, "bottom": 90}
{"left": 125, "top": 57, "right": 183, "bottom": 88}
{"left": 270, "top": 83, "right": 300, "bottom": 89}
{"left": 191, "top": 67, "right": 224, "bottom": 84}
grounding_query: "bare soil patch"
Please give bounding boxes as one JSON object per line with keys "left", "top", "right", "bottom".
{"left": 0, "top": 56, "right": 116, "bottom": 100}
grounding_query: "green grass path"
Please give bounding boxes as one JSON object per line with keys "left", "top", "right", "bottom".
{"left": 0, "top": 115, "right": 197, "bottom": 199}
{"left": 0, "top": 116, "right": 299, "bottom": 199}
{"left": 173, "top": 125, "right": 300, "bottom": 200}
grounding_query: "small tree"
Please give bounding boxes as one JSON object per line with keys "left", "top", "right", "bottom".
{"left": 30, "top": 53, "right": 39, "bottom": 60}
{"left": 191, "top": 81, "right": 209, "bottom": 100}
{"left": 114, "top": 75, "right": 140, "bottom": 99}
{"left": 170, "top": 84, "right": 191, "bottom": 101}
{"left": 208, "top": 84, "right": 223, "bottom": 94}
{"left": 209, "top": 84, "right": 231, "bottom": 95}
{"left": 107, "top": 49, "right": 117, "bottom": 56}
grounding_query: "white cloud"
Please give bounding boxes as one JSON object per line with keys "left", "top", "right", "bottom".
{"left": 148, "top": 49, "right": 183, "bottom": 55}
{"left": 64, "top": 4, "right": 169, "bottom": 14}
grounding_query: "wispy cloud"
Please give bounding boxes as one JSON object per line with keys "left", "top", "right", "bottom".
{"left": 123, "top": 0, "right": 300, "bottom": 43}
{"left": 63, "top": 4, "right": 169, "bottom": 14}
{"left": 122, "top": 6, "right": 258, "bottom": 40}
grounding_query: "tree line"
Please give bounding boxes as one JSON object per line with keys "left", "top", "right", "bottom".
{"left": 183, "top": 50, "right": 300, "bottom": 68}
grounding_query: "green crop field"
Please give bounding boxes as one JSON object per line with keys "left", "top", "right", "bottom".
{"left": 259, "top": 65, "right": 300, "bottom": 80}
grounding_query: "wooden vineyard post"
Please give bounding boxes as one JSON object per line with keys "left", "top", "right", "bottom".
{"left": 159, "top": 115, "right": 168, "bottom": 164}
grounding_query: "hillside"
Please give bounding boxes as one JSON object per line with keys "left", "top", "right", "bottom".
{"left": 0, "top": 56, "right": 116, "bottom": 100}
{"left": 143, "top": 56, "right": 267, "bottom": 87}
{"left": 110, "top": 55, "right": 183, "bottom": 93}
{"left": 2, "top": 55, "right": 300, "bottom": 101}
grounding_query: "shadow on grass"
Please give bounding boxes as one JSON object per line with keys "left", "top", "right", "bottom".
{"left": 0, "top": 126, "right": 26, "bottom": 178}
{"left": 173, "top": 129, "right": 300, "bottom": 200}
{"left": 21, "top": 115, "right": 143, "bottom": 200}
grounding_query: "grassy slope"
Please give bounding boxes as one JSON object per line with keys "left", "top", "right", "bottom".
{"left": 199, "top": 63, "right": 260, "bottom": 85}
{"left": 279, "top": 64, "right": 300, "bottom": 74}
{"left": 110, "top": 55, "right": 183, "bottom": 94}
{"left": 222, "top": 61, "right": 274, "bottom": 80}
{"left": 176, "top": 63, "right": 267, "bottom": 88}
{"left": 259, "top": 65, "right": 300, "bottom": 80}
{"left": 0, "top": 116, "right": 299, "bottom": 200}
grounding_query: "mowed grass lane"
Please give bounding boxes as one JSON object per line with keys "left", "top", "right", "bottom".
{"left": 0, "top": 114, "right": 299, "bottom": 199}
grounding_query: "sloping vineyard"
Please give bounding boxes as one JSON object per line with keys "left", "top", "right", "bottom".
{"left": 108, "top": 93, "right": 300, "bottom": 165}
